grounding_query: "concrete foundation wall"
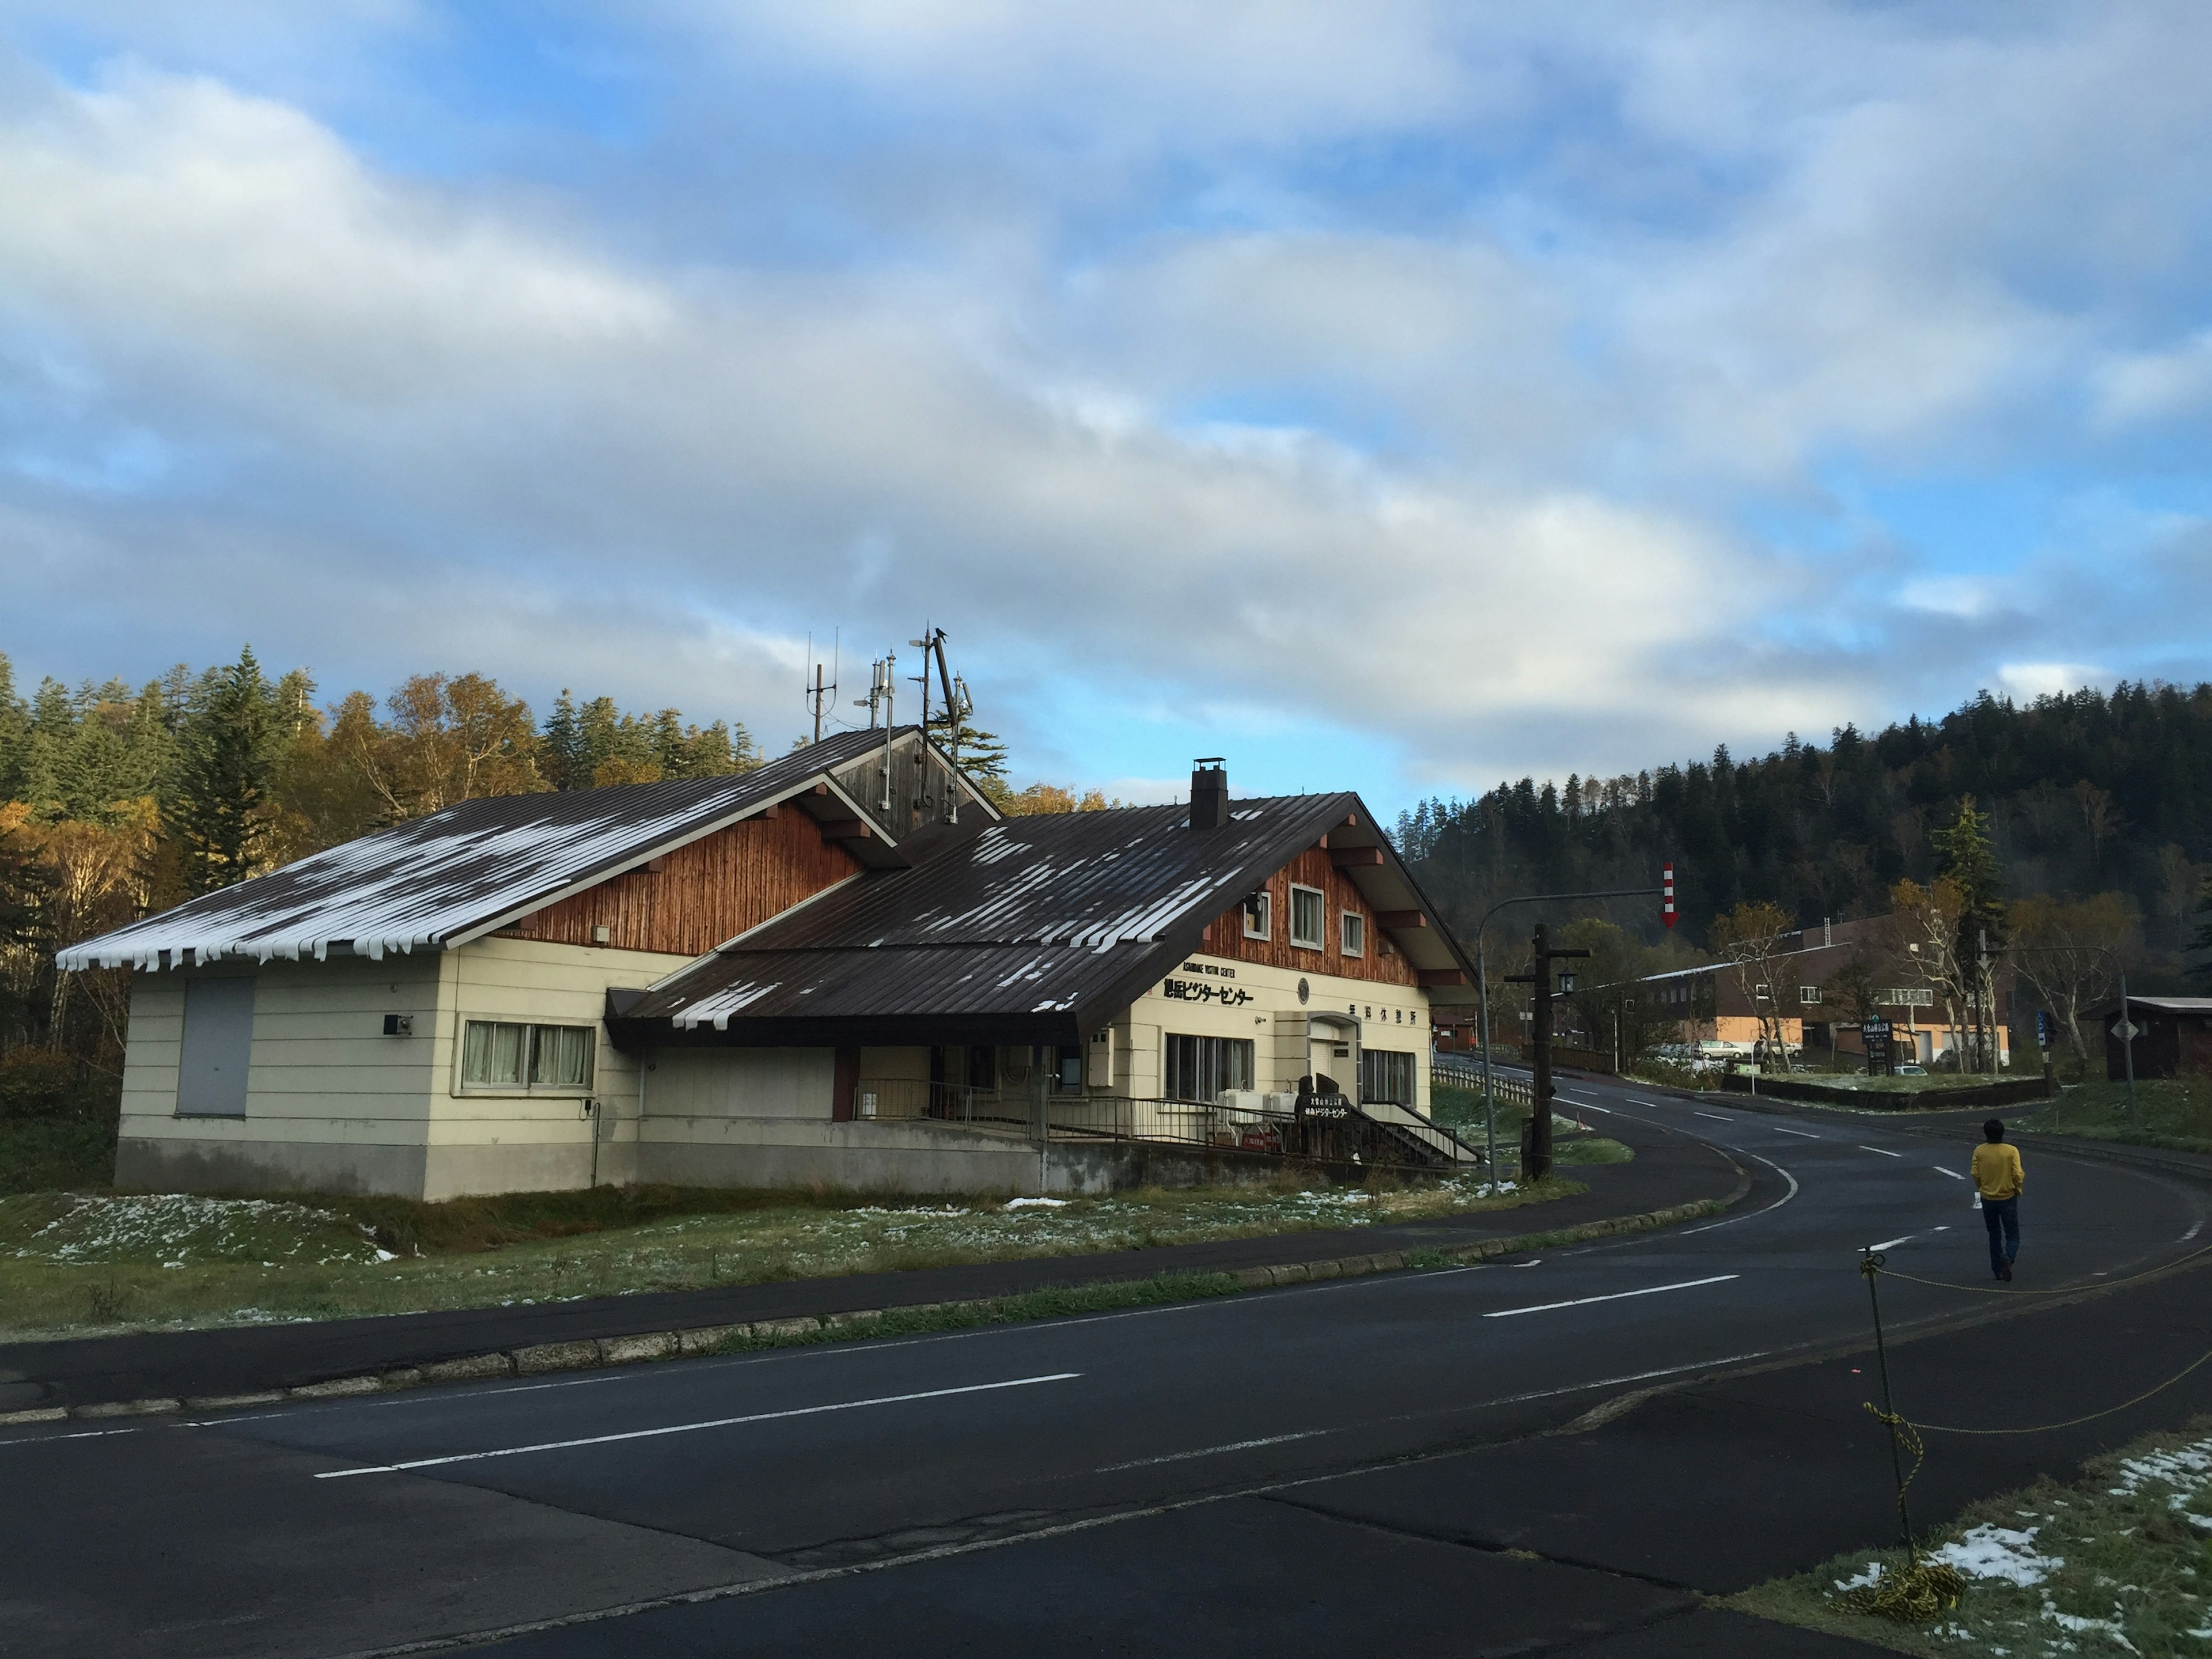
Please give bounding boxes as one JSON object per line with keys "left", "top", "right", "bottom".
{"left": 635, "top": 1118, "right": 1045, "bottom": 1195}
{"left": 643, "top": 1048, "right": 835, "bottom": 1118}
{"left": 115, "top": 1134, "right": 431, "bottom": 1197}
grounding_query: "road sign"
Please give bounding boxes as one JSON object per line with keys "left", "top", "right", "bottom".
{"left": 1861, "top": 1016, "right": 1894, "bottom": 1076}
{"left": 1661, "top": 862, "right": 1676, "bottom": 929}
{"left": 2115, "top": 1018, "right": 2141, "bottom": 1043}
{"left": 2035, "top": 1009, "right": 2051, "bottom": 1048}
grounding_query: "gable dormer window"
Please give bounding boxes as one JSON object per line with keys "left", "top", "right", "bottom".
{"left": 1243, "top": 891, "right": 1271, "bottom": 941}
{"left": 1289, "top": 885, "right": 1325, "bottom": 950}
{"left": 1340, "top": 912, "right": 1365, "bottom": 957}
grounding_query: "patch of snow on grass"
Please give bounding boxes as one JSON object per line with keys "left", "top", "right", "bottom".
{"left": 9, "top": 1194, "right": 381, "bottom": 1266}
{"left": 1833, "top": 1562, "right": 1884, "bottom": 1592}
{"left": 1928, "top": 1525, "right": 2064, "bottom": 1588}
{"left": 1003, "top": 1198, "right": 1067, "bottom": 1209}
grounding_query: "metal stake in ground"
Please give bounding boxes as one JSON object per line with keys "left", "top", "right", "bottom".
{"left": 1849, "top": 1249, "right": 1967, "bottom": 1621}
{"left": 1860, "top": 1248, "right": 1914, "bottom": 1550}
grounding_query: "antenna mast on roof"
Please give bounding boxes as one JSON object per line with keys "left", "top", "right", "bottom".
{"left": 803, "top": 632, "right": 840, "bottom": 746}
{"left": 906, "top": 626, "right": 972, "bottom": 824}
{"left": 859, "top": 651, "right": 895, "bottom": 812}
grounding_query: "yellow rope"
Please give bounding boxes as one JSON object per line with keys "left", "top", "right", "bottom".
{"left": 1906, "top": 1344, "right": 2212, "bottom": 1436}
{"left": 1877, "top": 1234, "right": 2212, "bottom": 1298}
{"left": 1846, "top": 1404, "right": 1966, "bottom": 1621}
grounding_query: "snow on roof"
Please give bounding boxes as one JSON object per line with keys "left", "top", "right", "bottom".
{"left": 57, "top": 729, "right": 895, "bottom": 972}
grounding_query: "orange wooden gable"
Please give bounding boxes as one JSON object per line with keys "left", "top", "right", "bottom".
{"left": 499, "top": 806, "right": 860, "bottom": 956}
{"left": 1198, "top": 843, "right": 1420, "bottom": 988}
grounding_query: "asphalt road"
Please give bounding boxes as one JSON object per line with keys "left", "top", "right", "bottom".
{"left": 5, "top": 1080, "right": 2206, "bottom": 1659}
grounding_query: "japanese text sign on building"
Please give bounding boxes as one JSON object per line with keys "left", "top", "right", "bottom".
{"left": 1164, "top": 978, "right": 1253, "bottom": 1007}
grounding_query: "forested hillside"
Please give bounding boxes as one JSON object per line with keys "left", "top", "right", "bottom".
{"left": 1396, "top": 683, "right": 2212, "bottom": 982}
{"left": 0, "top": 648, "right": 762, "bottom": 1067}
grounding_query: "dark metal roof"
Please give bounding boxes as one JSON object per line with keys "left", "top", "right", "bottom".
{"left": 60, "top": 728, "right": 910, "bottom": 971}
{"left": 615, "top": 792, "right": 1474, "bottom": 1047}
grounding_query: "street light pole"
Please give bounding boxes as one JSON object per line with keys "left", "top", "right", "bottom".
{"left": 1474, "top": 885, "right": 1662, "bottom": 1184}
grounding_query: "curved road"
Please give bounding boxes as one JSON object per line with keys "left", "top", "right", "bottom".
{"left": 5, "top": 1078, "right": 2206, "bottom": 1658}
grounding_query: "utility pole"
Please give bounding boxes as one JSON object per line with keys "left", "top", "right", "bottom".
{"left": 1505, "top": 923, "right": 1588, "bottom": 1182}
{"left": 1472, "top": 879, "right": 1665, "bottom": 1184}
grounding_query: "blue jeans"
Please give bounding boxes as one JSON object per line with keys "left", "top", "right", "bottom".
{"left": 1982, "top": 1195, "right": 2019, "bottom": 1275}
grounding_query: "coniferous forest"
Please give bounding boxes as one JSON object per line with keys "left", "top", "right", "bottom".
{"left": 1395, "top": 683, "right": 2212, "bottom": 991}
{"left": 0, "top": 649, "right": 764, "bottom": 1070}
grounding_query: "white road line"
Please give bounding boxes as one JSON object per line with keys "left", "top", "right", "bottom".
{"left": 1933, "top": 1167, "right": 1967, "bottom": 1180}
{"left": 314, "top": 1373, "right": 1083, "bottom": 1479}
{"left": 1483, "top": 1275, "right": 1739, "bottom": 1319}
{"left": 1769, "top": 1127, "right": 1821, "bottom": 1139}
{"left": 1869, "top": 1233, "right": 1916, "bottom": 1252}
{"left": 1859, "top": 1145, "right": 1904, "bottom": 1158}
{"left": 1694, "top": 1112, "right": 1732, "bottom": 1121}
{"left": 2185, "top": 1222, "right": 2204, "bottom": 1242}
{"left": 1095, "top": 1430, "right": 1328, "bottom": 1472}
{"left": 1681, "top": 1149, "right": 1799, "bottom": 1234}
{"left": 1631, "top": 1099, "right": 1672, "bottom": 1108}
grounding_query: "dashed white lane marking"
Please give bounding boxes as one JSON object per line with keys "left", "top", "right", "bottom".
{"left": 1769, "top": 1127, "right": 1821, "bottom": 1139}
{"left": 1869, "top": 1233, "right": 1916, "bottom": 1252}
{"left": 1095, "top": 1430, "right": 1330, "bottom": 1472}
{"left": 1631, "top": 1099, "right": 1672, "bottom": 1108}
{"left": 1933, "top": 1167, "right": 1967, "bottom": 1180}
{"left": 1694, "top": 1112, "right": 1732, "bottom": 1121}
{"left": 1859, "top": 1145, "right": 1904, "bottom": 1158}
{"left": 2185, "top": 1222, "right": 2204, "bottom": 1242}
{"left": 1483, "top": 1275, "right": 1740, "bottom": 1320}
{"left": 315, "top": 1373, "right": 1084, "bottom": 1479}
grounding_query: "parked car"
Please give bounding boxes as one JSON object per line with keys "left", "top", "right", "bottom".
{"left": 1895, "top": 1063, "right": 1927, "bottom": 1076}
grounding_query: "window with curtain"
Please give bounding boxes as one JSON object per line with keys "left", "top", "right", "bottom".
{"left": 1165, "top": 1034, "right": 1255, "bottom": 1102}
{"left": 1289, "top": 885, "right": 1325, "bottom": 949}
{"left": 461, "top": 1021, "right": 595, "bottom": 1093}
{"left": 1359, "top": 1049, "right": 1414, "bottom": 1106}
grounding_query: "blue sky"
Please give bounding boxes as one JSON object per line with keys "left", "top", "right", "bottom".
{"left": 2, "top": 2, "right": 2210, "bottom": 819}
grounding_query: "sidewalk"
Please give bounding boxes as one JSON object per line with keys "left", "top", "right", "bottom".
{"left": 0, "top": 1116, "right": 1745, "bottom": 1412}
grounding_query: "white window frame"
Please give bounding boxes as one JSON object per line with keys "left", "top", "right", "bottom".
{"left": 1799, "top": 985, "right": 1822, "bottom": 1006}
{"left": 1242, "top": 889, "right": 1272, "bottom": 941}
{"left": 1289, "top": 884, "right": 1326, "bottom": 950}
{"left": 1340, "top": 911, "right": 1365, "bottom": 957}
{"left": 456, "top": 1019, "right": 598, "bottom": 1096}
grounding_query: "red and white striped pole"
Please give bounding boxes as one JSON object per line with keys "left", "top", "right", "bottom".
{"left": 1661, "top": 862, "right": 1676, "bottom": 930}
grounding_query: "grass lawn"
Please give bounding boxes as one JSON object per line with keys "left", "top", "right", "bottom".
{"left": 0, "top": 1165, "right": 1593, "bottom": 1343}
{"left": 1730, "top": 1414, "right": 2212, "bottom": 1656}
{"left": 2010, "top": 1076, "right": 2212, "bottom": 1156}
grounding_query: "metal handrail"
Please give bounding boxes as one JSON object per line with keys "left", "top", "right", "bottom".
{"left": 849, "top": 1080, "right": 1480, "bottom": 1168}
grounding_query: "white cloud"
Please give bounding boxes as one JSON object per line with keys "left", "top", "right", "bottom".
{"left": 2, "top": 5, "right": 2211, "bottom": 796}
{"left": 2094, "top": 331, "right": 2212, "bottom": 429}
{"left": 1997, "top": 661, "right": 2109, "bottom": 702}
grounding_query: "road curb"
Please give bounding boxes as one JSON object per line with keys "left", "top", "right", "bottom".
{"left": 0, "top": 1176, "right": 1751, "bottom": 1429}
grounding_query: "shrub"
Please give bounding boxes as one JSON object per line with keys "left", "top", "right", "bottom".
{"left": 0, "top": 1048, "right": 90, "bottom": 1120}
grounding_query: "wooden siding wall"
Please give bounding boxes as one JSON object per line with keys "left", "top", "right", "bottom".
{"left": 499, "top": 809, "right": 859, "bottom": 955}
{"left": 1199, "top": 846, "right": 1419, "bottom": 987}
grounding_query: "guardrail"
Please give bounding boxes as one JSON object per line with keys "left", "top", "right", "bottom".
{"left": 1433, "top": 1056, "right": 1534, "bottom": 1111}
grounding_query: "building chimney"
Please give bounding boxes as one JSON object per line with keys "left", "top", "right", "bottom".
{"left": 1189, "top": 757, "right": 1229, "bottom": 830}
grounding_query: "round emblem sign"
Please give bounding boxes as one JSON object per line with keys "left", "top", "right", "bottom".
{"left": 1297, "top": 977, "right": 1310, "bottom": 1006}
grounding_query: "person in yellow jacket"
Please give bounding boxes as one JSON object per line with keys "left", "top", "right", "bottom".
{"left": 1972, "top": 1118, "right": 2025, "bottom": 1281}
